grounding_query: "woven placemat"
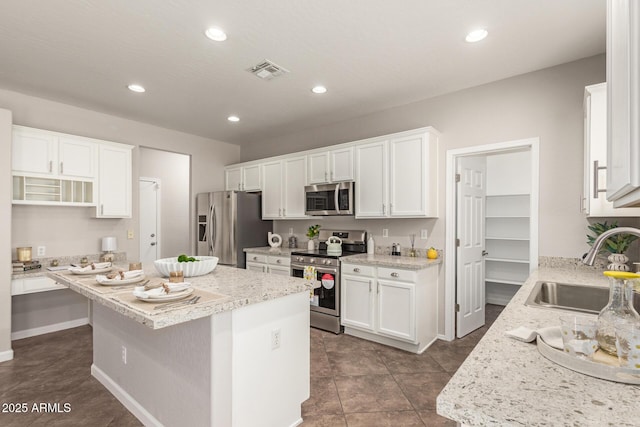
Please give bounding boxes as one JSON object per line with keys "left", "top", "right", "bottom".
{"left": 110, "top": 287, "right": 228, "bottom": 315}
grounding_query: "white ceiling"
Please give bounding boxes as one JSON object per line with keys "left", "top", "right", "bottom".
{"left": 0, "top": 0, "right": 605, "bottom": 146}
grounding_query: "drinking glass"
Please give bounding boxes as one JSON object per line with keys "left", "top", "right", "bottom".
{"left": 559, "top": 315, "right": 598, "bottom": 359}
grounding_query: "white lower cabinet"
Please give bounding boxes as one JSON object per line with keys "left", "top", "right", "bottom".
{"left": 11, "top": 276, "right": 66, "bottom": 296}
{"left": 245, "top": 252, "right": 291, "bottom": 275}
{"left": 341, "top": 262, "right": 438, "bottom": 353}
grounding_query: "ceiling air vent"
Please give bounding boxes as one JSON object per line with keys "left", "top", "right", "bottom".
{"left": 247, "top": 60, "right": 289, "bottom": 81}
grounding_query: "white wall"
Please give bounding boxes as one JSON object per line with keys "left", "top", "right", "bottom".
{"left": 244, "top": 54, "right": 610, "bottom": 261}
{"left": 0, "top": 109, "right": 13, "bottom": 360}
{"left": 139, "top": 147, "right": 190, "bottom": 258}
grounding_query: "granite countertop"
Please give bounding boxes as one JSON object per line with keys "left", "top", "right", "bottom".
{"left": 339, "top": 253, "right": 442, "bottom": 270}
{"left": 243, "top": 246, "right": 299, "bottom": 256}
{"left": 436, "top": 265, "right": 640, "bottom": 426}
{"left": 48, "top": 264, "right": 310, "bottom": 330}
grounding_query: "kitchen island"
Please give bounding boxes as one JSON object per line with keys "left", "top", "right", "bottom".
{"left": 437, "top": 262, "right": 640, "bottom": 426}
{"left": 49, "top": 265, "right": 311, "bottom": 427}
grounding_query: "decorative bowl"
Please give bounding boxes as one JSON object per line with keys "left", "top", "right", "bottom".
{"left": 153, "top": 256, "right": 219, "bottom": 277}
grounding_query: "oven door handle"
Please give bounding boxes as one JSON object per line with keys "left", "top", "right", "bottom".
{"left": 290, "top": 263, "right": 338, "bottom": 275}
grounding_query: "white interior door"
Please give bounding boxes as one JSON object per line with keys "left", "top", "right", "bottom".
{"left": 139, "top": 178, "right": 160, "bottom": 263}
{"left": 456, "top": 156, "right": 486, "bottom": 338}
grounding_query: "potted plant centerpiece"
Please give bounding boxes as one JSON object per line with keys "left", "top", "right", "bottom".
{"left": 587, "top": 221, "right": 639, "bottom": 271}
{"left": 306, "top": 224, "right": 321, "bottom": 251}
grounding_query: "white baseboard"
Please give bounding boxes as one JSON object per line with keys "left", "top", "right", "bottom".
{"left": 0, "top": 349, "right": 14, "bottom": 362}
{"left": 11, "top": 317, "right": 89, "bottom": 340}
{"left": 91, "top": 364, "right": 162, "bottom": 427}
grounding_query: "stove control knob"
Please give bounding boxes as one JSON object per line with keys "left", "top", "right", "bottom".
{"left": 323, "top": 259, "right": 330, "bottom": 265}
{"left": 309, "top": 258, "right": 315, "bottom": 264}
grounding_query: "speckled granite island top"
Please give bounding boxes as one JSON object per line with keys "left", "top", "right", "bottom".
{"left": 437, "top": 266, "right": 640, "bottom": 427}
{"left": 47, "top": 264, "right": 310, "bottom": 330}
{"left": 339, "top": 253, "right": 442, "bottom": 270}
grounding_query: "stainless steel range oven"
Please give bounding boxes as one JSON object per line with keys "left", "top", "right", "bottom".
{"left": 290, "top": 229, "right": 366, "bottom": 334}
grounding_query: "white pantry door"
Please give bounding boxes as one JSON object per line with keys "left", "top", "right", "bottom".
{"left": 139, "top": 178, "right": 160, "bottom": 263}
{"left": 456, "top": 156, "right": 486, "bottom": 337}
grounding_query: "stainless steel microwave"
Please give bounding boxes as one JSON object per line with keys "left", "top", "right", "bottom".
{"left": 304, "top": 182, "right": 354, "bottom": 216}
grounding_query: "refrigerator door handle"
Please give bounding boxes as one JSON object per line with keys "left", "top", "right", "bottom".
{"left": 209, "top": 202, "right": 215, "bottom": 255}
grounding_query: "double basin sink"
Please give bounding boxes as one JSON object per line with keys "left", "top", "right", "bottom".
{"left": 525, "top": 281, "right": 640, "bottom": 314}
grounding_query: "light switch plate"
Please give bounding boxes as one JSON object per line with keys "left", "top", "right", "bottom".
{"left": 382, "top": 229, "right": 388, "bottom": 238}
{"left": 421, "top": 230, "right": 428, "bottom": 239}
{"left": 127, "top": 230, "right": 134, "bottom": 239}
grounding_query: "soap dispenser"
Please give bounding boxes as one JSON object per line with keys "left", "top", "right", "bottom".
{"left": 367, "top": 234, "right": 375, "bottom": 254}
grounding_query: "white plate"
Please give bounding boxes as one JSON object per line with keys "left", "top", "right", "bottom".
{"left": 134, "top": 287, "right": 194, "bottom": 303}
{"left": 96, "top": 273, "right": 146, "bottom": 286}
{"left": 69, "top": 266, "right": 113, "bottom": 275}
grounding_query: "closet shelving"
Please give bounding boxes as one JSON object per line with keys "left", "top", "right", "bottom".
{"left": 485, "top": 193, "right": 531, "bottom": 304}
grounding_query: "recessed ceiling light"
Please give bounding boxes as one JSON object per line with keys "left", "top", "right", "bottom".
{"left": 205, "top": 27, "right": 227, "bottom": 42}
{"left": 311, "top": 86, "right": 327, "bottom": 94}
{"left": 227, "top": 115, "right": 240, "bottom": 122}
{"left": 127, "top": 84, "right": 145, "bottom": 93}
{"left": 465, "top": 29, "right": 488, "bottom": 43}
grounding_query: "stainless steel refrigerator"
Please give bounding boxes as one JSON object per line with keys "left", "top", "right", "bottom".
{"left": 196, "top": 191, "right": 273, "bottom": 268}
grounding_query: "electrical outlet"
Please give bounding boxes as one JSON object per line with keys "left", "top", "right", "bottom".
{"left": 127, "top": 230, "right": 134, "bottom": 239}
{"left": 421, "top": 229, "right": 428, "bottom": 239}
{"left": 382, "top": 229, "right": 388, "bottom": 238}
{"left": 37, "top": 246, "right": 46, "bottom": 256}
{"left": 289, "top": 228, "right": 293, "bottom": 235}
{"left": 121, "top": 345, "right": 127, "bottom": 364}
{"left": 271, "top": 329, "right": 281, "bottom": 350}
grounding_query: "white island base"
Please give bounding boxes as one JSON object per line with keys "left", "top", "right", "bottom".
{"left": 90, "top": 291, "right": 309, "bottom": 427}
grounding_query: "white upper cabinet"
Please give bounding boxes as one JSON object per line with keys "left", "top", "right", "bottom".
{"left": 307, "top": 147, "right": 354, "bottom": 184}
{"left": 389, "top": 131, "right": 438, "bottom": 217}
{"left": 583, "top": 83, "right": 640, "bottom": 216}
{"left": 58, "top": 136, "right": 96, "bottom": 178}
{"left": 96, "top": 143, "right": 133, "bottom": 218}
{"left": 355, "top": 139, "right": 388, "bottom": 217}
{"left": 355, "top": 128, "right": 439, "bottom": 218}
{"left": 606, "top": 1, "right": 640, "bottom": 207}
{"left": 12, "top": 127, "right": 57, "bottom": 175}
{"left": 225, "top": 164, "right": 261, "bottom": 192}
{"left": 261, "top": 156, "right": 308, "bottom": 220}
{"left": 12, "top": 126, "right": 96, "bottom": 179}
{"left": 225, "top": 167, "right": 242, "bottom": 191}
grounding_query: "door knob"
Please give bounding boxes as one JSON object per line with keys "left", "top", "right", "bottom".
{"left": 150, "top": 242, "right": 157, "bottom": 246}
{"left": 482, "top": 250, "right": 488, "bottom": 256}
{"left": 151, "top": 233, "right": 155, "bottom": 237}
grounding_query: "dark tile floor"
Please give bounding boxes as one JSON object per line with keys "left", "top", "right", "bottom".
{"left": 301, "top": 304, "right": 503, "bottom": 427}
{"left": 0, "top": 304, "right": 503, "bottom": 427}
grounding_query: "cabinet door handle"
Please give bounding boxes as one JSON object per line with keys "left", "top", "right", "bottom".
{"left": 382, "top": 203, "right": 386, "bottom": 215}
{"left": 276, "top": 259, "right": 281, "bottom": 264}
{"left": 377, "top": 282, "right": 380, "bottom": 294}
{"left": 101, "top": 204, "right": 104, "bottom": 215}
{"left": 369, "top": 280, "right": 372, "bottom": 292}
{"left": 253, "top": 256, "right": 258, "bottom": 261}
{"left": 593, "top": 160, "right": 607, "bottom": 199}
{"left": 49, "top": 161, "right": 53, "bottom": 173}
{"left": 353, "top": 267, "right": 360, "bottom": 273}
{"left": 283, "top": 207, "right": 286, "bottom": 217}
{"left": 60, "top": 162, "right": 63, "bottom": 174}
{"left": 238, "top": 183, "right": 241, "bottom": 190}
{"left": 391, "top": 272, "right": 399, "bottom": 278}
{"left": 325, "top": 171, "right": 328, "bottom": 182}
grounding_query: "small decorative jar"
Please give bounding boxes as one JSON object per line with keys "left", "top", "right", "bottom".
{"left": 607, "top": 253, "right": 630, "bottom": 271}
